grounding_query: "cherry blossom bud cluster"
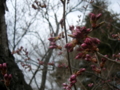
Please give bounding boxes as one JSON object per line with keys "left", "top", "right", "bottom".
{"left": 11, "top": 46, "right": 23, "bottom": 55}
{"left": 81, "top": 37, "right": 100, "bottom": 51}
{"left": 91, "top": 65, "right": 101, "bottom": 74}
{"left": 0, "top": 63, "right": 12, "bottom": 86}
{"left": 37, "top": 59, "right": 55, "bottom": 66}
{"left": 21, "top": 62, "right": 31, "bottom": 71}
{"left": 48, "top": 32, "right": 64, "bottom": 42}
{"left": 89, "top": 13, "right": 102, "bottom": 21}
{"left": 65, "top": 39, "right": 78, "bottom": 52}
{"left": 4, "top": 74, "right": 12, "bottom": 86}
{"left": 11, "top": 46, "right": 29, "bottom": 57}
{"left": 111, "top": 33, "right": 120, "bottom": 41}
{"left": 113, "top": 53, "right": 120, "bottom": 58}
{"left": 48, "top": 32, "right": 64, "bottom": 50}
{"left": 63, "top": 68, "right": 86, "bottom": 90}
{"left": 100, "top": 55, "right": 108, "bottom": 68}
{"left": 88, "top": 83, "right": 94, "bottom": 87}
{"left": 69, "top": 25, "right": 74, "bottom": 31}
{"left": 89, "top": 13, "right": 103, "bottom": 28}
{"left": 112, "top": 53, "right": 120, "bottom": 61}
{"left": 75, "top": 52, "right": 85, "bottom": 59}
{"left": 74, "top": 37, "right": 100, "bottom": 62}
{"left": 68, "top": 26, "right": 91, "bottom": 40}
{"left": 66, "top": 26, "right": 100, "bottom": 52}
{"left": 75, "top": 52, "right": 98, "bottom": 63}
{"left": 49, "top": 42, "right": 62, "bottom": 50}
{"left": 0, "top": 63, "right": 7, "bottom": 75}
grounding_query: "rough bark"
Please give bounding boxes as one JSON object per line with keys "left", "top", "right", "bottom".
{"left": 0, "top": 0, "right": 33, "bottom": 90}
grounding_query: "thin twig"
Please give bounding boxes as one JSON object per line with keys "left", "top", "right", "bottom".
{"left": 96, "top": 52, "right": 120, "bottom": 64}
{"left": 62, "top": 0, "right": 77, "bottom": 90}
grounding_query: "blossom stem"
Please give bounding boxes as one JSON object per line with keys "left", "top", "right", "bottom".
{"left": 63, "top": 1, "right": 77, "bottom": 90}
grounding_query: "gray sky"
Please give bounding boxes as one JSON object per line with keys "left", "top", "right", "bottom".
{"left": 109, "top": 0, "right": 120, "bottom": 13}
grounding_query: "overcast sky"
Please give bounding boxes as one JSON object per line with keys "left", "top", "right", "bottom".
{"left": 109, "top": 0, "right": 120, "bottom": 13}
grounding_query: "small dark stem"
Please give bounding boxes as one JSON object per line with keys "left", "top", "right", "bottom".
{"left": 63, "top": 0, "right": 72, "bottom": 75}
{"left": 63, "top": 1, "right": 77, "bottom": 90}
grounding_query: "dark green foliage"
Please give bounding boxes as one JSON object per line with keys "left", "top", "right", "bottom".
{"left": 85, "top": 0, "right": 120, "bottom": 56}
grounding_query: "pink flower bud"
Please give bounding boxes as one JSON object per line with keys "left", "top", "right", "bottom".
{"left": 91, "top": 65, "right": 96, "bottom": 69}
{"left": 79, "top": 68, "right": 86, "bottom": 72}
{"left": 4, "top": 74, "right": 8, "bottom": 80}
{"left": 96, "top": 13, "right": 102, "bottom": 20}
{"left": 72, "top": 32, "right": 80, "bottom": 38}
{"left": 3, "top": 63, "right": 7, "bottom": 69}
{"left": 88, "top": 83, "right": 94, "bottom": 87}
{"left": 71, "top": 80, "right": 77, "bottom": 84}
{"left": 49, "top": 45, "right": 57, "bottom": 49}
{"left": 8, "top": 74, "right": 12, "bottom": 80}
{"left": 75, "top": 53, "right": 83, "bottom": 59}
{"left": 86, "top": 28, "right": 91, "bottom": 32}
{"left": 66, "top": 86, "right": 71, "bottom": 90}
{"left": 65, "top": 43, "right": 73, "bottom": 52}
{"left": 112, "top": 34, "right": 118, "bottom": 38}
{"left": 89, "top": 13, "right": 96, "bottom": 21}
{"left": 92, "top": 38, "right": 100, "bottom": 44}
{"left": 84, "top": 38, "right": 92, "bottom": 44}
{"left": 86, "top": 54, "right": 90, "bottom": 58}
{"left": 50, "top": 42, "right": 56, "bottom": 45}
{"left": 62, "top": 83, "right": 67, "bottom": 86}
{"left": 48, "top": 37, "right": 55, "bottom": 42}
{"left": 70, "top": 74, "right": 76, "bottom": 80}
{"left": 76, "top": 26, "right": 81, "bottom": 30}
{"left": 81, "top": 43, "right": 87, "bottom": 49}
{"left": 69, "top": 25, "right": 74, "bottom": 31}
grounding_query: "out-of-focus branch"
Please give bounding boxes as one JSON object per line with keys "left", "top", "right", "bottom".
{"left": 96, "top": 52, "right": 120, "bottom": 64}
{"left": 62, "top": 0, "right": 77, "bottom": 90}
{"left": 29, "top": 49, "right": 50, "bottom": 85}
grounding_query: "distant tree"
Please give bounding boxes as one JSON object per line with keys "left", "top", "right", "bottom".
{"left": 85, "top": 0, "right": 120, "bottom": 55}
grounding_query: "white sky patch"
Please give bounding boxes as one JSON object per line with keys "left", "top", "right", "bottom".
{"left": 109, "top": 0, "right": 120, "bottom": 13}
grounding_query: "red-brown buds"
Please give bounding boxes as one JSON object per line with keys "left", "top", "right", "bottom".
{"left": 90, "top": 13, "right": 96, "bottom": 21}
{"left": 65, "top": 39, "right": 78, "bottom": 52}
{"left": 96, "top": 13, "right": 102, "bottom": 20}
{"left": 79, "top": 68, "right": 86, "bottom": 72}
{"left": 91, "top": 57, "right": 97, "bottom": 63}
{"left": 69, "top": 25, "right": 74, "bottom": 31}
{"left": 63, "top": 68, "right": 86, "bottom": 90}
{"left": 75, "top": 53, "right": 85, "bottom": 59}
{"left": 89, "top": 13, "right": 103, "bottom": 29}
{"left": 88, "top": 83, "right": 94, "bottom": 87}
{"left": 48, "top": 37, "right": 56, "bottom": 42}
{"left": 100, "top": 55, "right": 107, "bottom": 68}
{"left": 0, "top": 63, "right": 7, "bottom": 75}
{"left": 4, "top": 74, "right": 12, "bottom": 86}
{"left": 91, "top": 65, "right": 101, "bottom": 74}
{"left": 81, "top": 43, "right": 87, "bottom": 49}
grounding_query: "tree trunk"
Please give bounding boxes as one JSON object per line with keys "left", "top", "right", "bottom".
{"left": 39, "top": 49, "right": 53, "bottom": 90}
{"left": 0, "top": 1, "right": 33, "bottom": 90}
